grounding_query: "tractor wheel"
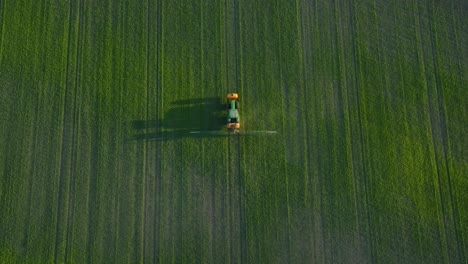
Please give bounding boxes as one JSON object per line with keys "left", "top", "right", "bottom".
{"left": 235, "top": 101, "right": 239, "bottom": 109}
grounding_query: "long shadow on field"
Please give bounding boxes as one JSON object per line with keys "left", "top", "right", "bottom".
{"left": 130, "top": 97, "right": 228, "bottom": 141}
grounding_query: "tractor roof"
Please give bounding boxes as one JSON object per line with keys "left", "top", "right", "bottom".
{"left": 228, "top": 109, "right": 238, "bottom": 118}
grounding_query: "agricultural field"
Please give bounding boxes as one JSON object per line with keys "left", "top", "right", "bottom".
{"left": 0, "top": 0, "right": 466, "bottom": 263}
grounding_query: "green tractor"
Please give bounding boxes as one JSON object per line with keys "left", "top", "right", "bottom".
{"left": 226, "top": 93, "right": 240, "bottom": 132}
{"left": 189, "top": 93, "right": 276, "bottom": 135}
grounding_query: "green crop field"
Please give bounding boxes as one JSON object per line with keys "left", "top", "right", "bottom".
{"left": 0, "top": 0, "right": 466, "bottom": 263}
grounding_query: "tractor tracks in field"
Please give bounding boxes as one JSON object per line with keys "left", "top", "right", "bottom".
{"left": 342, "top": 0, "right": 364, "bottom": 258}
{"left": 152, "top": 0, "right": 163, "bottom": 262}
{"left": 225, "top": 134, "right": 244, "bottom": 263}
{"left": 344, "top": 0, "right": 375, "bottom": 261}
{"left": 416, "top": 1, "right": 449, "bottom": 259}
{"left": 54, "top": 0, "right": 84, "bottom": 262}
{"left": 141, "top": 0, "right": 151, "bottom": 260}
{"left": 297, "top": 1, "right": 329, "bottom": 260}
{"left": 233, "top": 132, "right": 245, "bottom": 264}
{"left": 234, "top": 2, "right": 247, "bottom": 262}
{"left": 23, "top": 84, "right": 41, "bottom": 255}
{"left": 111, "top": 2, "right": 127, "bottom": 261}
{"left": 276, "top": 0, "right": 295, "bottom": 260}
{"left": 199, "top": 3, "right": 215, "bottom": 261}
{"left": 427, "top": 4, "right": 464, "bottom": 261}
{"left": 65, "top": 0, "right": 84, "bottom": 260}
{"left": 142, "top": 0, "right": 163, "bottom": 261}
{"left": 223, "top": 0, "right": 239, "bottom": 88}
{"left": 419, "top": 1, "right": 464, "bottom": 261}
{"left": 224, "top": 0, "right": 245, "bottom": 261}
{"left": 0, "top": 0, "right": 5, "bottom": 57}
{"left": 223, "top": 1, "right": 246, "bottom": 263}
{"left": 53, "top": 0, "right": 72, "bottom": 261}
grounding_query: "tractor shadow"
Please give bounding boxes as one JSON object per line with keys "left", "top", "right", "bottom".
{"left": 130, "top": 97, "right": 228, "bottom": 141}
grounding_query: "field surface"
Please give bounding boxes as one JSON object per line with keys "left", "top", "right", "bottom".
{"left": 0, "top": 0, "right": 467, "bottom": 263}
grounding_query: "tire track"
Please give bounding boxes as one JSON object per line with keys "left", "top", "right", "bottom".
{"left": 224, "top": 0, "right": 241, "bottom": 262}
{"left": 449, "top": 2, "right": 467, "bottom": 261}
{"left": 223, "top": 0, "right": 230, "bottom": 88}
{"left": 53, "top": 0, "right": 75, "bottom": 263}
{"left": 86, "top": 120, "right": 98, "bottom": 263}
{"left": 415, "top": 2, "right": 452, "bottom": 261}
{"left": 233, "top": 1, "right": 246, "bottom": 263}
{"left": 141, "top": 0, "right": 151, "bottom": 261}
{"left": 296, "top": 0, "right": 321, "bottom": 260}
{"left": 341, "top": 0, "right": 362, "bottom": 256}
{"left": 348, "top": 0, "right": 375, "bottom": 261}
{"left": 236, "top": 135, "right": 246, "bottom": 264}
{"left": 273, "top": 0, "right": 293, "bottom": 261}
{"left": 23, "top": 85, "right": 41, "bottom": 256}
{"left": 153, "top": 0, "right": 163, "bottom": 262}
{"left": 415, "top": 4, "right": 450, "bottom": 260}
{"left": 344, "top": 0, "right": 370, "bottom": 259}
{"left": 341, "top": 0, "right": 375, "bottom": 261}
{"left": 12, "top": 0, "right": 43, "bottom": 255}
{"left": 296, "top": 0, "right": 313, "bottom": 212}
{"left": 112, "top": 3, "right": 126, "bottom": 262}
{"left": 306, "top": 1, "right": 327, "bottom": 261}
{"left": 425, "top": 1, "right": 464, "bottom": 261}
{"left": 0, "top": 0, "right": 5, "bottom": 57}
{"left": 334, "top": 0, "right": 362, "bottom": 257}
{"left": 65, "top": 0, "right": 84, "bottom": 262}
{"left": 198, "top": 2, "right": 216, "bottom": 262}
{"left": 224, "top": 1, "right": 245, "bottom": 262}
{"left": 318, "top": 0, "right": 330, "bottom": 258}
{"left": 332, "top": 1, "right": 350, "bottom": 258}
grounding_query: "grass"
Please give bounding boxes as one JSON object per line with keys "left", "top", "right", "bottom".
{"left": 0, "top": 0, "right": 466, "bottom": 263}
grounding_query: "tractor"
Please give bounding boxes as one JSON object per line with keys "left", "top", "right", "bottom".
{"left": 189, "top": 93, "right": 276, "bottom": 135}
{"left": 226, "top": 93, "right": 240, "bottom": 132}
